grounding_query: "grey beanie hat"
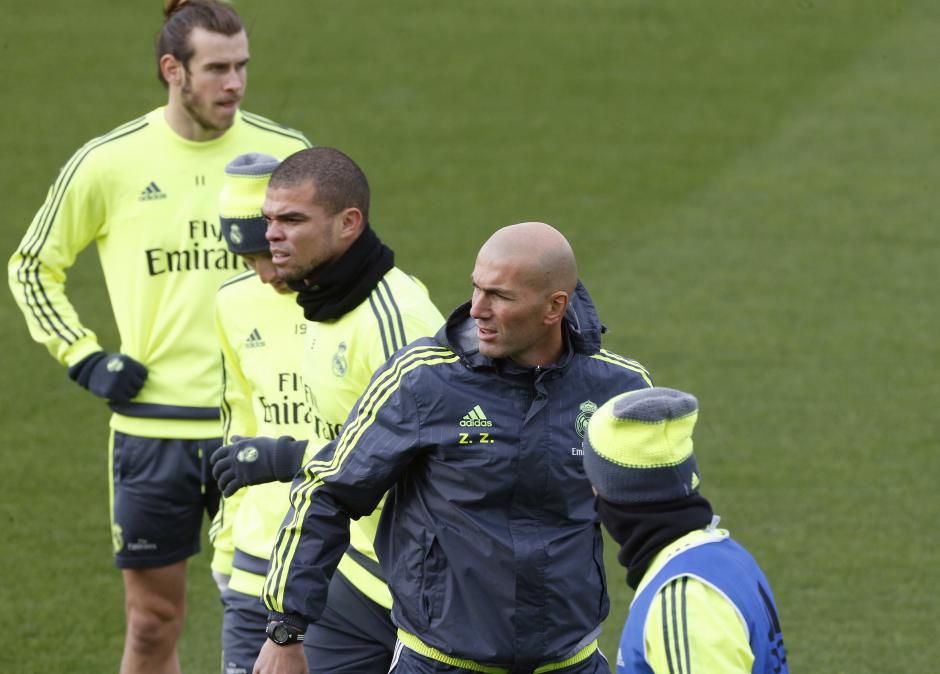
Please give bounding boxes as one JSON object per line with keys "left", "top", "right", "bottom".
{"left": 582, "top": 387, "right": 702, "bottom": 504}
{"left": 218, "top": 152, "right": 280, "bottom": 254}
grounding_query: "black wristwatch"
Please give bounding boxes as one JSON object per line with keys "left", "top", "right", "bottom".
{"left": 265, "top": 618, "right": 305, "bottom": 645}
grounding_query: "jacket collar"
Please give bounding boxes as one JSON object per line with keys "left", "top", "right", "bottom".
{"left": 437, "top": 280, "right": 604, "bottom": 372}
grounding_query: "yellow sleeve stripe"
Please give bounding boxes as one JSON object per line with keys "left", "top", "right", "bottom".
{"left": 591, "top": 350, "right": 653, "bottom": 386}
{"left": 302, "top": 344, "right": 455, "bottom": 473}
{"left": 263, "top": 344, "right": 458, "bottom": 612}
{"left": 304, "top": 347, "right": 459, "bottom": 483}
{"left": 13, "top": 116, "right": 149, "bottom": 343}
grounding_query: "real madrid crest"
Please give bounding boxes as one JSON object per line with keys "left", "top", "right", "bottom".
{"left": 332, "top": 341, "right": 348, "bottom": 377}
{"left": 229, "top": 223, "right": 243, "bottom": 245}
{"left": 575, "top": 400, "right": 597, "bottom": 438}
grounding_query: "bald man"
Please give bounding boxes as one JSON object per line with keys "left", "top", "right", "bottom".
{"left": 254, "top": 223, "right": 654, "bottom": 674}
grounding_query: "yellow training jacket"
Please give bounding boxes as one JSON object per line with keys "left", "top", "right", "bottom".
{"left": 212, "top": 267, "right": 443, "bottom": 602}
{"left": 7, "top": 107, "right": 309, "bottom": 439}
{"left": 209, "top": 272, "right": 311, "bottom": 593}
{"left": 299, "top": 267, "right": 444, "bottom": 608}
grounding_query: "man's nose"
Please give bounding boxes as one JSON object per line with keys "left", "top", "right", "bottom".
{"left": 469, "top": 295, "right": 489, "bottom": 319}
{"left": 223, "top": 68, "right": 243, "bottom": 92}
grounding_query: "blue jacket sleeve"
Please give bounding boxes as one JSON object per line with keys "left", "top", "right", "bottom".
{"left": 262, "top": 347, "right": 429, "bottom": 623}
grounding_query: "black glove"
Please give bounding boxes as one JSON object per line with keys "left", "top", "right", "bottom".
{"left": 211, "top": 435, "right": 309, "bottom": 497}
{"left": 68, "top": 351, "right": 148, "bottom": 404}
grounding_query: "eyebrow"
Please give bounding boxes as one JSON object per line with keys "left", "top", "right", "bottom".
{"left": 203, "top": 57, "right": 250, "bottom": 69}
{"left": 471, "top": 277, "right": 514, "bottom": 296}
{"left": 262, "top": 208, "right": 308, "bottom": 221}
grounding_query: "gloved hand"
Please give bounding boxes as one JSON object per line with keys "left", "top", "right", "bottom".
{"left": 68, "top": 351, "right": 148, "bottom": 404}
{"left": 211, "top": 435, "right": 308, "bottom": 497}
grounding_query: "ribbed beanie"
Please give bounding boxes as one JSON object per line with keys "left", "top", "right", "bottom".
{"left": 583, "top": 387, "right": 701, "bottom": 504}
{"left": 219, "top": 152, "right": 280, "bottom": 254}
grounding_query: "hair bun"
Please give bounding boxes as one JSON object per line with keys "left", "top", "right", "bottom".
{"left": 164, "top": 0, "right": 190, "bottom": 20}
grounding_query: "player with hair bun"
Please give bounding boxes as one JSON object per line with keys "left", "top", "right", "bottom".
{"left": 7, "top": 2, "right": 309, "bottom": 671}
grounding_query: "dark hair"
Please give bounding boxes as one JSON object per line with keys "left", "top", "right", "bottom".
{"left": 270, "top": 148, "right": 371, "bottom": 221}
{"left": 156, "top": 0, "right": 244, "bottom": 86}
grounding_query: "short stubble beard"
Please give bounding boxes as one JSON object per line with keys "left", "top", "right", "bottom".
{"left": 180, "top": 73, "right": 232, "bottom": 134}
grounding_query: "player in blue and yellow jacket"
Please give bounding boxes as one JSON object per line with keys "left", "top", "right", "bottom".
{"left": 583, "top": 387, "right": 789, "bottom": 674}
{"left": 255, "top": 222, "right": 653, "bottom": 674}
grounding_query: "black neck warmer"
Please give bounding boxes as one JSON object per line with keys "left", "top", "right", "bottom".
{"left": 597, "top": 494, "right": 714, "bottom": 589}
{"left": 288, "top": 224, "right": 394, "bottom": 321}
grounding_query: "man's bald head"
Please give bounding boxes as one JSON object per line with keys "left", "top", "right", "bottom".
{"left": 477, "top": 222, "right": 578, "bottom": 297}
{"left": 470, "top": 222, "right": 578, "bottom": 367}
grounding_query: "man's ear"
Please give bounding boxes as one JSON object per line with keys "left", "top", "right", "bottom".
{"left": 339, "top": 207, "right": 365, "bottom": 240}
{"left": 160, "top": 54, "right": 183, "bottom": 86}
{"left": 544, "top": 290, "right": 569, "bottom": 326}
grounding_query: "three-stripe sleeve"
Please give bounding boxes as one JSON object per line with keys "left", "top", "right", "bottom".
{"left": 240, "top": 111, "right": 312, "bottom": 148}
{"left": 645, "top": 575, "right": 754, "bottom": 674}
{"left": 368, "top": 279, "right": 411, "bottom": 360}
{"left": 7, "top": 120, "right": 147, "bottom": 366}
{"left": 591, "top": 349, "right": 654, "bottom": 387}
{"left": 209, "top": 285, "right": 257, "bottom": 566}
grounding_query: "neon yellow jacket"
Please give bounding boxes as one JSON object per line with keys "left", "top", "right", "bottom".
{"left": 215, "top": 267, "right": 444, "bottom": 602}
{"left": 7, "top": 107, "right": 309, "bottom": 439}
{"left": 209, "top": 272, "right": 311, "bottom": 590}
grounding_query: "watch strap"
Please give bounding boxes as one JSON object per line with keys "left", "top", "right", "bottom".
{"left": 266, "top": 617, "right": 306, "bottom": 645}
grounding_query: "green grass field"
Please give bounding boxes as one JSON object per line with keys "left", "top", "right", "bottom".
{"left": 2, "top": 2, "right": 938, "bottom": 671}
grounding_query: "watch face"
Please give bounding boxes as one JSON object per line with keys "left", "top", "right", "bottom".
{"left": 272, "top": 624, "right": 290, "bottom": 644}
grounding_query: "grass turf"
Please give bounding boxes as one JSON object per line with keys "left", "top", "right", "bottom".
{"left": 1, "top": 1, "right": 938, "bottom": 671}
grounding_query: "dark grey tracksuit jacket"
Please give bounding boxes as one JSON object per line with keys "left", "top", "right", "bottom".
{"left": 265, "top": 283, "right": 652, "bottom": 670}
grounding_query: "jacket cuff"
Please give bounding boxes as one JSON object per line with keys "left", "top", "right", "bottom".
{"left": 266, "top": 611, "right": 308, "bottom": 631}
{"left": 62, "top": 338, "right": 105, "bottom": 368}
{"left": 67, "top": 351, "right": 107, "bottom": 385}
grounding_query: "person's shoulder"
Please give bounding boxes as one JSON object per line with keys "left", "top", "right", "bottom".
{"left": 384, "top": 337, "right": 457, "bottom": 396}
{"left": 584, "top": 348, "right": 652, "bottom": 385}
{"left": 235, "top": 110, "right": 311, "bottom": 150}
{"left": 63, "top": 111, "right": 155, "bottom": 174}
{"left": 216, "top": 270, "right": 260, "bottom": 305}
{"left": 385, "top": 336, "right": 456, "bottom": 370}
{"left": 383, "top": 267, "right": 431, "bottom": 296}
{"left": 359, "top": 269, "right": 445, "bottom": 359}
{"left": 355, "top": 335, "right": 455, "bottom": 404}
{"left": 84, "top": 111, "right": 154, "bottom": 148}
{"left": 380, "top": 268, "right": 444, "bottom": 314}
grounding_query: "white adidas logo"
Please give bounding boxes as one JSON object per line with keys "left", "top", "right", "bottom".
{"left": 138, "top": 181, "right": 167, "bottom": 201}
{"left": 245, "top": 328, "right": 265, "bottom": 348}
{"left": 459, "top": 404, "right": 492, "bottom": 427}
